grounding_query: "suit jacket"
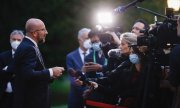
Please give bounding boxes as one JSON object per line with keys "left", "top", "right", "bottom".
{"left": 8, "top": 38, "right": 51, "bottom": 108}
{"left": 66, "top": 48, "right": 86, "bottom": 108}
{"left": 0, "top": 50, "right": 13, "bottom": 100}
{"left": 84, "top": 50, "right": 107, "bottom": 78}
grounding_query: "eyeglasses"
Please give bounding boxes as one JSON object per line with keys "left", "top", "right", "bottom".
{"left": 33, "top": 28, "right": 47, "bottom": 32}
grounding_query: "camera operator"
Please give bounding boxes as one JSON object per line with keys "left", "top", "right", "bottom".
{"left": 169, "top": 16, "right": 180, "bottom": 108}
{"left": 86, "top": 32, "right": 144, "bottom": 108}
{"left": 131, "top": 19, "right": 149, "bottom": 36}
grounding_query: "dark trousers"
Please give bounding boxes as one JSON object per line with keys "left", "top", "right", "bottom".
{"left": 0, "top": 92, "right": 13, "bottom": 108}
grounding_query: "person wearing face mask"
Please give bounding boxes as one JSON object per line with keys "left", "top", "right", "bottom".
{"left": 0, "top": 30, "right": 24, "bottom": 108}
{"left": 82, "top": 30, "right": 107, "bottom": 79}
{"left": 74, "top": 30, "right": 107, "bottom": 106}
{"left": 66, "top": 28, "right": 92, "bottom": 108}
{"left": 83, "top": 32, "right": 144, "bottom": 108}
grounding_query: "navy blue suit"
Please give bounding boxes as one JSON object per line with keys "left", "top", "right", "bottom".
{"left": 85, "top": 50, "right": 107, "bottom": 78}
{"left": 66, "top": 48, "right": 86, "bottom": 108}
{"left": 0, "top": 50, "right": 14, "bottom": 108}
{"left": 66, "top": 49, "right": 107, "bottom": 107}
{"left": 8, "top": 38, "right": 51, "bottom": 108}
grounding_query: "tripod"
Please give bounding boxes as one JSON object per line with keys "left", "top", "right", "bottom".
{"left": 140, "top": 48, "right": 162, "bottom": 108}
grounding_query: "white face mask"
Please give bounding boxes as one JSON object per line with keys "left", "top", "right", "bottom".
{"left": 11, "top": 41, "right": 21, "bottom": 50}
{"left": 129, "top": 53, "right": 140, "bottom": 64}
{"left": 83, "top": 39, "right": 92, "bottom": 49}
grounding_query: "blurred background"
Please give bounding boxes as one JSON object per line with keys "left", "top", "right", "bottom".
{"left": 0, "top": 0, "right": 175, "bottom": 107}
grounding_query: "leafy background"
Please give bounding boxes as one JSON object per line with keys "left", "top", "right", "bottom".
{"left": 0, "top": 0, "right": 170, "bottom": 107}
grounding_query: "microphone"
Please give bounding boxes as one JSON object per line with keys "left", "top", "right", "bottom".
{"left": 108, "top": 49, "right": 122, "bottom": 58}
{"left": 68, "top": 68, "right": 91, "bottom": 86}
{"left": 113, "top": 0, "right": 145, "bottom": 14}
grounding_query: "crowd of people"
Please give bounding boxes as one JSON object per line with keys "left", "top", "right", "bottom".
{"left": 0, "top": 16, "right": 180, "bottom": 108}
{"left": 66, "top": 17, "right": 180, "bottom": 108}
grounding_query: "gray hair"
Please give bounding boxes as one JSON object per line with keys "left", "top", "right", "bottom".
{"left": 78, "top": 28, "right": 91, "bottom": 39}
{"left": 120, "top": 32, "right": 137, "bottom": 46}
{"left": 10, "top": 30, "right": 24, "bottom": 37}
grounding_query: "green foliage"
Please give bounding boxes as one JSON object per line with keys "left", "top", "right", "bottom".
{"left": 50, "top": 75, "right": 70, "bottom": 106}
{"left": 0, "top": 0, "right": 167, "bottom": 66}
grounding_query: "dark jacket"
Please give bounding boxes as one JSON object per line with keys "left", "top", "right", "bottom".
{"left": 8, "top": 38, "right": 51, "bottom": 108}
{"left": 66, "top": 48, "right": 86, "bottom": 108}
{"left": 0, "top": 50, "right": 13, "bottom": 100}
{"left": 96, "top": 59, "right": 142, "bottom": 106}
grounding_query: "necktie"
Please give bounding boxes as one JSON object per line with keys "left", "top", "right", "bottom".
{"left": 83, "top": 51, "right": 86, "bottom": 64}
{"left": 34, "top": 46, "right": 45, "bottom": 69}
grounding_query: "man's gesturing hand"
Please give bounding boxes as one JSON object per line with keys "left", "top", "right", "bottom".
{"left": 52, "top": 67, "right": 64, "bottom": 78}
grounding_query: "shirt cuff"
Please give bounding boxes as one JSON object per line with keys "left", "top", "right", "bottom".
{"left": 49, "top": 68, "right": 53, "bottom": 77}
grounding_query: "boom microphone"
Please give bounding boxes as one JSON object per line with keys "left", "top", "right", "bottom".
{"left": 113, "top": 0, "right": 145, "bottom": 14}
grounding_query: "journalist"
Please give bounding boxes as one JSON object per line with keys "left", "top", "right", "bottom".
{"left": 66, "top": 28, "right": 91, "bottom": 108}
{"left": 82, "top": 30, "right": 107, "bottom": 79}
{"left": 87, "top": 32, "right": 143, "bottom": 108}
{"left": 169, "top": 16, "right": 180, "bottom": 108}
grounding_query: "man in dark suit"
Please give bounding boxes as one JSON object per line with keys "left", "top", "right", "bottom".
{"left": 66, "top": 28, "right": 91, "bottom": 108}
{"left": 7, "top": 18, "right": 64, "bottom": 108}
{"left": 0, "top": 30, "right": 24, "bottom": 108}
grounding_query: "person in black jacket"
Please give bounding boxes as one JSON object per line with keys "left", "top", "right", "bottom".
{"left": 169, "top": 16, "right": 180, "bottom": 108}
{"left": 0, "top": 30, "right": 24, "bottom": 108}
{"left": 87, "top": 32, "right": 143, "bottom": 108}
{"left": 7, "top": 18, "right": 64, "bottom": 108}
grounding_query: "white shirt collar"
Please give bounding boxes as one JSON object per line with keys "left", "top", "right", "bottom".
{"left": 25, "top": 36, "right": 38, "bottom": 47}
{"left": 12, "top": 49, "right": 15, "bottom": 55}
{"left": 78, "top": 47, "right": 89, "bottom": 55}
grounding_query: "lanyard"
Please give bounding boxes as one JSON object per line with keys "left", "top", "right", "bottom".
{"left": 93, "top": 50, "right": 108, "bottom": 65}
{"left": 93, "top": 50, "right": 96, "bottom": 63}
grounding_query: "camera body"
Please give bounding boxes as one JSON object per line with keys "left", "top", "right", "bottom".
{"left": 137, "top": 17, "right": 179, "bottom": 48}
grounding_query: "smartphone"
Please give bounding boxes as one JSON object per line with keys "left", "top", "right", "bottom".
{"left": 85, "top": 58, "right": 93, "bottom": 63}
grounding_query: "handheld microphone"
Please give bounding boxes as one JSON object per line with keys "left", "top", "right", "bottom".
{"left": 68, "top": 68, "right": 91, "bottom": 86}
{"left": 108, "top": 49, "right": 122, "bottom": 58}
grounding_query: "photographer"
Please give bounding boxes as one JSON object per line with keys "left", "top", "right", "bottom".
{"left": 86, "top": 32, "right": 144, "bottom": 108}
{"left": 169, "top": 16, "right": 180, "bottom": 108}
{"left": 131, "top": 19, "right": 149, "bottom": 36}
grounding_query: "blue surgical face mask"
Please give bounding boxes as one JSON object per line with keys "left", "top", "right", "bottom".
{"left": 92, "top": 42, "right": 101, "bottom": 51}
{"left": 129, "top": 53, "right": 139, "bottom": 64}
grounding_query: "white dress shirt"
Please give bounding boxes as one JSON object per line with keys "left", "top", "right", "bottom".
{"left": 25, "top": 36, "right": 53, "bottom": 77}
{"left": 78, "top": 47, "right": 90, "bottom": 63}
{"left": 5, "top": 50, "right": 15, "bottom": 93}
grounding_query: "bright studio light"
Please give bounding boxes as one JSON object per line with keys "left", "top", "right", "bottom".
{"left": 167, "top": 0, "right": 180, "bottom": 11}
{"left": 97, "top": 12, "right": 113, "bottom": 25}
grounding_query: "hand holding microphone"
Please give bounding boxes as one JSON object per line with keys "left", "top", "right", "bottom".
{"left": 108, "top": 49, "right": 122, "bottom": 59}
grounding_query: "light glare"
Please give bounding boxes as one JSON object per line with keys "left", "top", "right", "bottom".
{"left": 97, "top": 12, "right": 113, "bottom": 25}
{"left": 167, "top": 0, "right": 180, "bottom": 11}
